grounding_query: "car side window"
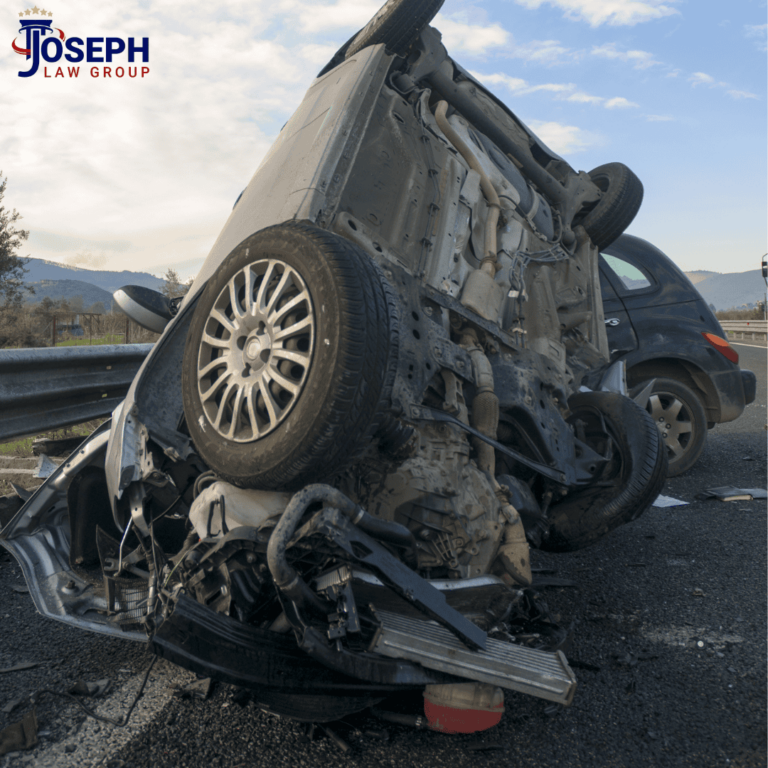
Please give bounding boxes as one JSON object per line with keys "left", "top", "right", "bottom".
{"left": 600, "top": 253, "right": 652, "bottom": 292}
{"left": 598, "top": 265, "right": 619, "bottom": 300}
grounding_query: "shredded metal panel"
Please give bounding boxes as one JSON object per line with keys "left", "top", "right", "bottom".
{"left": 372, "top": 609, "right": 577, "bottom": 705}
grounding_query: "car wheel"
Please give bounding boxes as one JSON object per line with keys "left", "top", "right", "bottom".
{"left": 578, "top": 162, "right": 643, "bottom": 251}
{"left": 181, "top": 221, "right": 398, "bottom": 490}
{"left": 539, "top": 391, "right": 667, "bottom": 553}
{"left": 640, "top": 378, "right": 708, "bottom": 477}
{"left": 345, "top": 0, "right": 444, "bottom": 59}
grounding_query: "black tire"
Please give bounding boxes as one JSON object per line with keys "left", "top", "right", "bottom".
{"left": 181, "top": 221, "right": 398, "bottom": 490}
{"left": 345, "top": 0, "right": 444, "bottom": 59}
{"left": 637, "top": 378, "right": 708, "bottom": 477}
{"left": 578, "top": 162, "right": 643, "bottom": 251}
{"left": 539, "top": 391, "right": 667, "bottom": 553}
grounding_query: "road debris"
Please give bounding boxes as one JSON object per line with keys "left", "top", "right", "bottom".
{"left": 172, "top": 677, "right": 214, "bottom": 700}
{"left": 34, "top": 454, "right": 58, "bottom": 479}
{"left": 652, "top": 494, "right": 689, "bottom": 507}
{"left": 0, "top": 708, "right": 38, "bottom": 755}
{"left": 68, "top": 679, "right": 112, "bottom": 698}
{"left": 0, "top": 661, "right": 39, "bottom": 674}
{"left": 695, "top": 486, "right": 768, "bottom": 502}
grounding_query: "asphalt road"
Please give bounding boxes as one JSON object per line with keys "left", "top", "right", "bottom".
{"left": 0, "top": 347, "right": 765, "bottom": 768}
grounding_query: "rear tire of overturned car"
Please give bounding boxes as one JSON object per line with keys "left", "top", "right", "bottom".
{"left": 539, "top": 391, "right": 667, "bottom": 553}
{"left": 345, "top": 0, "right": 445, "bottom": 59}
{"left": 181, "top": 221, "right": 398, "bottom": 490}
{"left": 578, "top": 162, "right": 643, "bottom": 251}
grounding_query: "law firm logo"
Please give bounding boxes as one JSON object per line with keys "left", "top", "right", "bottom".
{"left": 12, "top": 7, "right": 149, "bottom": 79}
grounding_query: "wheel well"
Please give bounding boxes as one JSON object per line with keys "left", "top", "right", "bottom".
{"left": 626, "top": 359, "right": 720, "bottom": 422}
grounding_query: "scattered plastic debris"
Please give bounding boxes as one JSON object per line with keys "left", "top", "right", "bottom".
{"left": 0, "top": 662, "right": 39, "bottom": 674}
{"left": 652, "top": 495, "right": 689, "bottom": 508}
{"left": 9, "top": 483, "right": 31, "bottom": 502}
{"left": 692, "top": 588, "right": 705, "bottom": 597}
{"left": 173, "top": 677, "right": 214, "bottom": 700}
{"left": 33, "top": 454, "right": 58, "bottom": 479}
{"left": 68, "top": 679, "right": 112, "bottom": 698}
{"left": 0, "top": 708, "right": 38, "bottom": 755}
{"left": 11, "top": 585, "right": 29, "bottom": 594}
{"left": 1, "top": 698, "right": 24, "bottom": 715}
{"left": 696, "top": 487, "right": 768, "bottom": 502}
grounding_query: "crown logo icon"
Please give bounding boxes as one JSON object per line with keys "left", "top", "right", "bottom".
{"left": 19, "top": 7, "right": 53, "bottom": 16}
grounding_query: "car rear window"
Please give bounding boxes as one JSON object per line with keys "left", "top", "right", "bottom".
{"left": 601, "top": 253, "right": 652, "bottom": 291}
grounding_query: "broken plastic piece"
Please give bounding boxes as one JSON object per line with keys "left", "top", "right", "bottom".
{"left": 696, "top": 486, "right": 768, "bottom": 502}
{"left": 651, "top": 494, "right": 689, "bottom": 507}
{"left": 424, "top": 683, "right": 504, "bottom": 734}
{"left": 0, "top": 662, "right": 39, "bottom": 674}
{"left": 68, "top": 679, "right": 112, "bottom": 698}
{"left": 173, "top": 677, "right": 214, "bottom": 700}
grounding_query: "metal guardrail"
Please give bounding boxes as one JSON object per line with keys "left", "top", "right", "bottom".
{"left": 0, "top": 344, "right": 152, "bottom": 442}
{"left": 720, "top": 320, "right": 768, "bottom": 341}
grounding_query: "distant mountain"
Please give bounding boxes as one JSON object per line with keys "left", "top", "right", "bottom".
{"left": 27, "top": 280, "right": 116, "bottom": 310}
{"left": 684, "top": 270, "right": 719, "bottom": 286}
{"left": 686, "top": 269, "right": 764, "bottom": 311}
{"left": 23, "top": 258, "right": 164, "bottom": 294}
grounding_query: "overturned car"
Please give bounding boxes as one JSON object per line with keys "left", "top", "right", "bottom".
{"left": 2, "top": 0, "right": 666, "bottom": 733}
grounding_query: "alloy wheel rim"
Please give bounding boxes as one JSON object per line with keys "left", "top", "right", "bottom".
{"left": 648, "top": 393, "right": 692, "bottom": 460}
{"left": 197, "top": 258, "right": 314, "bottom": 442}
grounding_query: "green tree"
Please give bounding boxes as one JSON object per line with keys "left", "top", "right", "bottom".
{"left": 161, "top": 268, "right": 189, "bottom": 299}
{"left": 0, "top": 171, "right": 32, "bottom": 309}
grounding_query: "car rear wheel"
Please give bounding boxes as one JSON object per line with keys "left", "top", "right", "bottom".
{"left": 639, "top": 378, "right": 707, "bottom": 477}
{"left": 578, "top": 163, "right": 643, "bottom": 251}
{"left": 539, "top": 391, "right": 667, "bottom": 553}
{"left": 181, "top": 221, "right": 398, "bottom": 490}
{"left": 345, "top": 0, "right": 444, "bottom": 59}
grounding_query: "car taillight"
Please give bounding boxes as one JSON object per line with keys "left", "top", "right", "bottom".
{"left": 702, "top": 333, "right": 739, "bottom": 364}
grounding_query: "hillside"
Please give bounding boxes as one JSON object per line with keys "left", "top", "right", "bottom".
{"left": 27, "top": 280, "right": 116, "bottom": 310}
{"left": 684, "top": 270, "right": 719, "bottom": 286}
{"left": 23, "top": 258, "right": 164, "bottom": 294}
{"left": 689, "top": 269, "right": 764, "bottom": 311}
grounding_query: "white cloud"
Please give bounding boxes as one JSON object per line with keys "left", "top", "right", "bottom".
{"left": 477, "top": 72, "right": 639, "bottom": 110}
{"left": 511, "top": 39, "right": 575, "bottom": 65}
{"left": 513, "top": 0, "right": 679, "bottom": 27}
{"left": 604, "top": 96, "right": 639, "bottom": 108}
{"left": 478, "top": 72, "right": 573, "bottom": 95}
{"left": 727, "top": 90, "right": 759, "bottom": 100}
{"left": 566, "top": 91, "right": 604, "bottom": 104}
{"left": 689, "top": 72, "right": 715, "bottom": 86}
{"left": 434, "top": 14, "right": 510, "bottom": 55}
{"left": 2, "top": 0, "right": 350, "bottom": 273}
{"left": 687, "top": 72, "right": 757, "bottom": 100}
{"left": 590, "top": 42, "right": 660, "bottom": 69}
{"left": 526, "top": 121, "right": 594, "bottom": 153}
{"left": 744, "top": 23, "right": 768, "bottom": 52}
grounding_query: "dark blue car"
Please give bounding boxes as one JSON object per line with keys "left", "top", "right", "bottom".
{"left": 599, "top": 234, "right": 756, "bottom": 476}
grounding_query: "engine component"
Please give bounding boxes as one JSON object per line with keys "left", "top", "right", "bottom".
{"left": 371, "top": 608, "right": 576, "bottom": 705}
{"left": 188, "top": 481, "right": 291, "bottom": 540}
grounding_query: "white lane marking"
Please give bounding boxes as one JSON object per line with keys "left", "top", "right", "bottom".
{"left": 641, "top": 625, "right": 745, "bottom": 649}
{"left": 730, "top": 342, "right": 768, "bottom": 349}
{"left": 18, "top": 659, "right": 194, "bottom": 768}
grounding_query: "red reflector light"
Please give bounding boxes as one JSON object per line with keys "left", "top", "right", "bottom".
{"left": 702, "top": 333, "right": 739, "bottom": 364}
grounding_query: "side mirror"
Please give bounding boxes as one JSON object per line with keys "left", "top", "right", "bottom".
{"left": 113, "top": 285, "right": 173, "bottom": 334}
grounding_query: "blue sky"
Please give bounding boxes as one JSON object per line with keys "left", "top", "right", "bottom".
{"left": 2, "top": 0, "right": 766, "bottom": 278}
